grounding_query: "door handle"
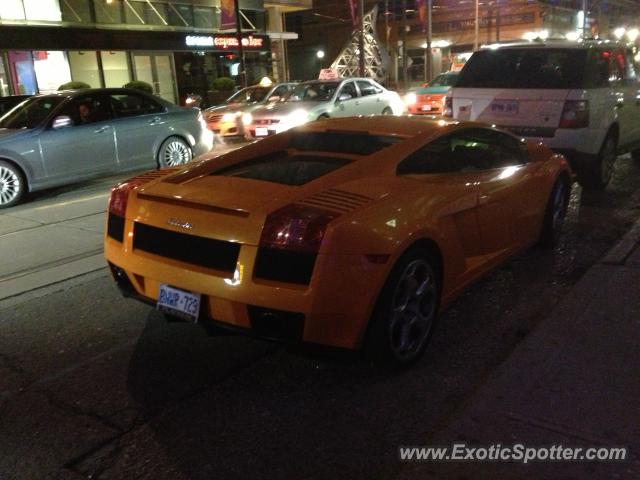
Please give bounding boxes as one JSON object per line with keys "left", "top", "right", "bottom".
{"left": 355, "top": 100, "right": 360, "bottom": 105}
{"left": 478, "top": 194, "right": 490, "bottom": 206}
{"left": 148, "top": 116, "right": 162, "bottom": 125}
{"left": 94, "top": 125, "right": 110, "bottom": 134}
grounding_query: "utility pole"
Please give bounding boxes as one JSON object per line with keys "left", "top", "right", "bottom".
{"left": 426, "top": 0, "right": 432, "bottom": 82}
{"left": 582, "top": 0, "right": 588, "bottom": 38}
{"left": 234, "top": 0, "right": 246, "bottom": 87}
{"left": 402, "top": 0, "right": 407, "bottom": 89}
{"left": 474, "top": 0, "right": 479, "bottom": 50}
{"left": 359, "top": 0, "right": 365, "bottom": 76}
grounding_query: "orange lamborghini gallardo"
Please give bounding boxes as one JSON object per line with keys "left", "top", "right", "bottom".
{"left": 105, "top": 117, "right": 571, "bottom": 365}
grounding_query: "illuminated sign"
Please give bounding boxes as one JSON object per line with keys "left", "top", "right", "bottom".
{"left": 185, "top": 35, "right": 264, "bottom": 49}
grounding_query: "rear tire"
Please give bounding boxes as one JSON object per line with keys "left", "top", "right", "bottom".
{"left": 579, "top": 134, "right": 617, "bottom": 190}
{"left": 158, "top": 136, "right": 192, "bottom": 169}
{"left": 364, "top": 248, "right": 440, "bottom": 368}
{"left": 317, "top": 113, "right": 329, "bottom": 120}
{"left": 0, "top": 160, "right": 26, "bottom": 209}
{"left": 539, "top": 177, "right": 569, "bottom": 248}
{"left": 382, "top": 107, "right": 393, "bottom": 115}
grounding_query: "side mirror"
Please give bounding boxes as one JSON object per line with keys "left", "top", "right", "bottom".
{"left": 337, "top": 93, "right": 352, "bottom": 102}
{"left": 52, "top": 115, "right": 74, "bottom": 129}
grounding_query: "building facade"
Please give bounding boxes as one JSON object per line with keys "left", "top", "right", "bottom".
{"left": 0, "top": 0, "right": 310, "bottom": 104}
{"left": 286, "top": 0, "right": 640, "bottom": 88}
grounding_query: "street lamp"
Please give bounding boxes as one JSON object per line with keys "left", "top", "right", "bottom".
{"left": 627, "top": 28, "right": 639, "bottom": 43}
{"left": 316, "top": 50, "right": 325, "bottom": 59}
{"left": 614, "top": 27, "right": 626, "bottom": 40}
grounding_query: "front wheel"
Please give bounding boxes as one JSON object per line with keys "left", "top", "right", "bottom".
{"left": 158, "top": 137, "right": 192, "bottom": 169}
{"left": 382, "top": 107, "right": 393, "bottom": 115}
{"left": 364, "top": 248, "right": 440, "bottom": 367}
{"left": 539, "top": 178, "right": 569, "bottom": 248}
{"left": 579, "top": 134, "right": 617, "bottom": 190}
{"left": 0, "top": 160, "right": 26, "bottom": 209}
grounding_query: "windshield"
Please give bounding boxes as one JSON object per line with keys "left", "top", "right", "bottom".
{"left": 226, "top": 86, "right": 270, "bottom": 104}
{"left": 429, "top": 73, "right": 458, "bottom": 87}
{"left": 288, "top": 82, "right": 339, "bottom": 102}
{"left": 0, "top": 96, "right": 66, "bottom": 129}
{"left": 456, "top": 48, "right": 588, "bottom": 89}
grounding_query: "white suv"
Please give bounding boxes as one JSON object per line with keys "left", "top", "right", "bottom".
{"left": 445, "top": 41, "right": 640, "bottom": 189}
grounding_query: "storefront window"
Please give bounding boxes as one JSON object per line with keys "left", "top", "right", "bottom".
{"left": 33, "top": 51, "right": 71, "bottom": 94}
{"left": 8, "top": 51, "right": 37, "bottom": 94}
{"left": 0, "top": 57, "right": 10, "bottom": 97}
{"left": 166, "top": 3, "right": 193, "bottom": 27}
{"left": 23, "top": 0, "right": 62, "bottom": 21}
{"left": 100, "top": 51, "right": 130, "bottom": 88}
{"left": 0, "top": 0, "right": 26, "bottom": 20}
{"left": 94, "top": 0, "right": 123, "bottom": 24}
{"left": 68, "top": 51, "right": 101, "bottom": 88}
{"left": 61, "top": 0, "right": 92, "bottom": 23}
{"left": 193, "top": 6, "right": 216, "bottom": 29}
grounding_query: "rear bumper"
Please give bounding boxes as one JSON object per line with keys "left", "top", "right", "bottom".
{"left": 502, "top": 126, "right": 605, "bottom": 157}
{"left": 104, "top": 233, "right": 389, "bottom": 349}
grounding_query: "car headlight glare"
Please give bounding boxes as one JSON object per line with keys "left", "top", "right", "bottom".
{"left": 221, "top": 113, "right": 236, "bottom": 123}
{"left": 405, "top": 93, "right": 417, "bottom": 106}
{"left": 242, "top": 113, "right": 253, "bottom": 126}
{"left": 286, "top": 109, "right": 309, "bottom": 127}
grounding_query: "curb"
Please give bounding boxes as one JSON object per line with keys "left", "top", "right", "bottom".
{"left": 600, "top": 216, "right": 640, "bottom": 265}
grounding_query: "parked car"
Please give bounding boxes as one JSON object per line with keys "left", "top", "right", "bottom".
{"left": 404, "top": 71, "right": 459, "bottom": 115}
{"left": 0, "top": 88, "right": 213, "bottom": 208}
{"left": 0, "top": 95, "right": 31, "bottom": 115}
{"left": 244, "top": 78, "right": 405, "bottom": 138}
{"left": 203, "top": 82, "right": 297, "bottom": 138}
{"left": 105, "top": 116, "right": 570, "bottom": 366}
{"left": 445, "top": 40, "right": 640, "bottom": 189}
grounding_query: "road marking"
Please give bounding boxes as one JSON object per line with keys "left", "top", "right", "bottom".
{"left": 31, "top": 192, "right": 109, "bottom": 211}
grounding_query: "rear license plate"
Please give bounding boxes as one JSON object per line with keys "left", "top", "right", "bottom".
{"left": 421, "top": 104, "right": 432, "bottom": 111}
{"left": 255, "top": 127, "right": 269, "bottom": 136}
{"left": 157, "top": 284, "right": 201, "bottom": 322}
{"left": 490, "top": 100, "right": 519, "bottom": 115}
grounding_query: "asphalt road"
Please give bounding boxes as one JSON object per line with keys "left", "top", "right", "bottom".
{"left": 1, "top": 154, "right": 640, "bottom": 480}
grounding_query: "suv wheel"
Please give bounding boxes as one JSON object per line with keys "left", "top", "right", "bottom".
{"left": 580, "top": 134, "right": 617, "bottom": 190}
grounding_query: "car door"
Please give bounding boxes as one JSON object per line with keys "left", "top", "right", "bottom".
{"left": 397, "top": 135, "right": 484, "bottom": 285}
{"left": 355, "top": 80, "right": 380, "bottom": 115}
{"left": 449, "top": 128, "right": 545, "bottom": 261}
{"left": 39, "top": 93, "right": 116, "bottom": 180}
{"left": 333, "top": 80, "right": 360, "bottom": 117}
{"left": 109, "top": 91, "right": 168, "bottom": 170}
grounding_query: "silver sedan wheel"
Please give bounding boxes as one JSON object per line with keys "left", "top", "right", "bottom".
{"left": 600, "top": 136, "right": 616, "bottom": 185}
{"left": 0, "top": 165, "right": 22, "bottom": 207}
{"left": 160, "top": 138, "right": 192, "bottom": 168}
{"left": 389, "top": 259, "right": 438, "bottom": 361}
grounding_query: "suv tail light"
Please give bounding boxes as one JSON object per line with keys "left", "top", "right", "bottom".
{"left": 108, "top": 178, "right": 149, "bottom": 218}
{"left": 443, "top": 96, "right": 453, "bottom": 117}
{"left": 260, "top": 204, "right": 339, "bottom": 254}
{"left": 559, "top": 100, "right": 589, "bottom": 128}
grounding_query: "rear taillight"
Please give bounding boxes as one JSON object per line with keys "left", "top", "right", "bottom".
{"left": 443, "top": 96, "right": 453, "bottom": 117}
{"left": 260, "top": 204, "right": 339, "bottom": 254}
{"left": 559, "top": 100, "right": 589, "bottom": 128}
{"left": 108, "top": 178, "right": 148, "bottom": 217}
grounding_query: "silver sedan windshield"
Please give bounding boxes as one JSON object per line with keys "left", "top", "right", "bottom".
{"left": 288, "top": 82, "right": 339, "bottom": 102}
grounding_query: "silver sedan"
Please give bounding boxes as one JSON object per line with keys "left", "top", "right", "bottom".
{"left": 0, "top": 88, "right": 214, "bottom": 208}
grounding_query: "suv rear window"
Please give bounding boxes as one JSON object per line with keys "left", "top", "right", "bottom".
{"left": 457, "top": 48, "right": 587, "bottom": 89}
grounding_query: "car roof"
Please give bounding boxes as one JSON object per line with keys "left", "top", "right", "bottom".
{"left": 299, "top": 115, "right": 489, "bottom": 138}
{"left": 34, "top": 88, "right": 158, "bottom": 98}
{"left": 481, "top": 39, "right": 630, "bottom": 50}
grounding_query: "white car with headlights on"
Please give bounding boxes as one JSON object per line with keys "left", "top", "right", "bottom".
{"left": 244, "top": 78, "right": 405, "bottom": 138}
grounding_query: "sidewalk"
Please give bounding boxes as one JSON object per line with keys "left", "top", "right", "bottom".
{"left": 398, "top": 221, "right": 640, "bottom": 479}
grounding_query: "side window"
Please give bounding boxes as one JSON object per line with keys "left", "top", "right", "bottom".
{"left": 269, "top": 85, "right": 289, "bottom": 99}
{"left": 356, "top": 80, "right": 377, "bottom": 96}
{"left": 397, "top": 129, "right": 526, "bottom": 175}
{"left": 608, "top": 49, "right": 626, "bottom": 83}
{"left": 55, "top": 94, "right": 112, "bottom": 126}
{"left": 110, "top": 93, "right": 164, "bottom": 118}
{"left": 338, "top": 81, "right": 357, "bottom": 99}
{"left": 625, "top": 49, "right": 637, "bottom": 84}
